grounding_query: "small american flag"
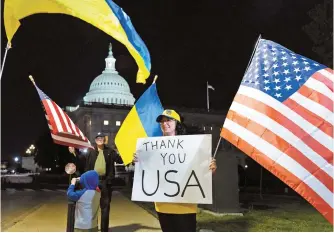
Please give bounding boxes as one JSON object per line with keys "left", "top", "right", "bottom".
{"left": 221, "top": 39, "right": 333, "bottom": 224}
{"left": 31, "top": 77, "right": 93, "bottom": 149}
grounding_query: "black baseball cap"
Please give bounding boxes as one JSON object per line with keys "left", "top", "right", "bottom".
{"left": 95, "top": 132, "right": 105, "bottom": 138}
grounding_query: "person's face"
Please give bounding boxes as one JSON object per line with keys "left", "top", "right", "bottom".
{"left": 95, "top": 136, "right": 104, "bottom": 146}
{"left": 160, "top": 116, "right": 177, "bottom": 134}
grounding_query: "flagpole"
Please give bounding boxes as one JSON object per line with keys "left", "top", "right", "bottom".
{"left": 0, "top": 43, "right": 11, "bottom": 80}
{"left": 213, "top": 137, "right": 222, "bottom": 158}
{"left": 213, "top": 35, "right": 262, "bottom": 159}
{"left": 29, "top": 75, "right": 36, "bottom": 85}
{"left": 152, "top": 75, "right": 158, "bottom": 84}
{"left": 243, "top": 34, "right": 262, "bottom": 76}
{"left": 206, "top": 81, "right": 209, "bottom": 112}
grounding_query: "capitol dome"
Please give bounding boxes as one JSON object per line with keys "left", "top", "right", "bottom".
{"left": 83, "top": 43, "right": 135, "bottom": 106}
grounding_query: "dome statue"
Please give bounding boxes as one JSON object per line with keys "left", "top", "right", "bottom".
{"left": 83, "top": 43, "right": 135, "bottom": 106}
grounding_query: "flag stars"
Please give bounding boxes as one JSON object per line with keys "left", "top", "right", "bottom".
{"left": 263, "top": 60, "right": 269, "bottom": 65}
{"left": 273, "top": 64, "right": 279, "bottom": 69}
{"left": 254, "top": 80, "right": 260, "bottom": 86}
{"left": 303, "top": 61, "right": 309, "bottom": 65}
{"left": 275, "top": 93, "right": 282, "bottom": 98}
{"left": 273, "top": 71, "right": 280, "bottom": 76}
{"left": 274, "top": 86, "right": 281, "bottom": 91}
{"left": 264, "top": 79, "right": 270, "bottom": 84}
{"left": 272, "top": 52, "right": 277, "bottom": 56}
{"left": 282, "top": 62, "right": 288, "bottom": 67}
{"left": 281, "top": 51, "right": 286, "bottom": 55}
{"left": 313, "top": 63, "right": 319, "bottom": 66}
{"left": 304, "top": 66, "right": 311, "bottom": 71}
{"left": 284, "top": 77, "right": 291, "bottom": 82}
{"left": 263, "top": 73, "right": 269, "bottom": 78}
{"left": 293, "top": 67, "right": 301, "bottom": 73}
{"left": 283, "top": 69, "right": 290, "bottom": 75}
{"left": 264, "top": 86, "right": 270, "bottom": 91}
{"left": 292, "top": 56, "right": 297, "bottom": 59}
{"left": 295, "top": 75, "right": 302, "bottom": 81}
{"left": 285, "top": 85, "right": 292, "bottom": 90}
{"left": 292, "top": 61, "right": 299, "bottom": 65}
{"left": 281, "top": 56, "right": 288, "bottom": 60}
{"left": 273, "top": 78, "right": 280, "bottom": 84}
{"left": 272, "top": 57, "right": 277, "bottom": 61}
{"left": 263, "top": 66, "right": 270, "bottom": 71}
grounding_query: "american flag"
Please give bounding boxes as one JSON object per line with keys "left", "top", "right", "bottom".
{"left": 221, "top": 39, "right": 333, "bottom": 224}
{"left": 31, "top": 78, "right": 94, "bottom": 149}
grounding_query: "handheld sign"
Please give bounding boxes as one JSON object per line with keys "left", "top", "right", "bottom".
{"left": 131, "top": 134, "right": 212, "bottom": 204}
{"left": 65, "top": 163, "right": 76, "bottom": 175}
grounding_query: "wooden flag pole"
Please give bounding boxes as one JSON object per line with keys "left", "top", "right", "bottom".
{"left": 0, "top": 42, "right": 12, "bottom": 80}
{"left": 152, "top": 75, "right": 158, "bottom": 84}
{"left": 29, "top": 75, "right": 36, "bottom": 85}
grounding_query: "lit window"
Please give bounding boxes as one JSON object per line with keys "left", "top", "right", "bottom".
{"left": 116, "top": 121, "right": 121, "bottom": 126}
{"left": 203, "top": 126, "right": 206, "bottom": 131}
{"left": 89, "top": 120, "right": 91, "bottom": 125}
{"left": 211, "top": 126, "right": 213, "bottom": 131}
{"left": 104, "top": 120, "right": 109, "bottom": 125}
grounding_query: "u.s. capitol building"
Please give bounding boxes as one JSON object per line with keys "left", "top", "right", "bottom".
{"left": 65, "top": 43, "right": 247, "bottom": 214}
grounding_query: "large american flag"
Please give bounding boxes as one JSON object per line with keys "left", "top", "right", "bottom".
{"left": 221, "top": 39, "right": 333, "bottom": 224}
{"left": 32, "top": 79, "right": 94, "bottom": 149}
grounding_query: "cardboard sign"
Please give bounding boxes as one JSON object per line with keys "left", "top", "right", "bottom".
{"left": 131, "top": 134, "right": 212, "bottom": 204}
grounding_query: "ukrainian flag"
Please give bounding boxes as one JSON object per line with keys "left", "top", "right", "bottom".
{"left": 4, "top": 0, "right": 151, "bottom": 84}
{"left": 115, "top": 82, "right": 163, "bottom": 165}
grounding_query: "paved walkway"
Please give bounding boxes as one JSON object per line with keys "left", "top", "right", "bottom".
{"left": 4, "top": 191, "right": 161, "bottom": 232}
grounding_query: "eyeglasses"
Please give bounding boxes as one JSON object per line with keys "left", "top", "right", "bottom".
{"left": 159, "top": 118, "right": 175, "bottom": 124}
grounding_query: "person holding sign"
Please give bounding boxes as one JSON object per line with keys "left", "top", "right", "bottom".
{"left": 135, "top": 109, "right": 217, "bottom": 232}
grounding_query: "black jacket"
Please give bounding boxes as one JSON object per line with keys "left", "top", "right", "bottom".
{"left": 85, "top": 145, "right": 123, "bottom": 184}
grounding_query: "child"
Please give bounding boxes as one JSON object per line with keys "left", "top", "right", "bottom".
{"left": 67, "top": 170, "right": 101, "bottom": 232}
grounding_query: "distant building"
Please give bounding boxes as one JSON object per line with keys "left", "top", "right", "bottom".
{"left": 21, "top": 156, "right": 41, "bottom": 172}
{"left": 66, "top": 43, "right": 238, "bottom": 156}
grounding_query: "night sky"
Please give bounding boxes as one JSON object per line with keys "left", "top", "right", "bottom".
{"left": 0, "top": 0, "right": 329, "bottom": 159}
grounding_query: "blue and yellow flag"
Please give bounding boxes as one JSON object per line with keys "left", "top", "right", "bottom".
{"left": 4, "top": 0, "right": 151, "bottom": 84}
{"left": 115, "top": 82, "right": 163, "bottom": 165}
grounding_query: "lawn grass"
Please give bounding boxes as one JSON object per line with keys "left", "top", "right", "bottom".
{"left": 121, "top": 189, "right": 333, "bottom": 232}
{"left": 197, "top": 203, "right": 332, "bottom": 232}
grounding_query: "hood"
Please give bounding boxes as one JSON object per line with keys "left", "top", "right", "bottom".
{"left": 80, "top": 170, "right": 99, "bottom": 190}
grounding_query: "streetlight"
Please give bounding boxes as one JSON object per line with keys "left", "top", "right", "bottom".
{"left": 26, "top": 149, "right": 31, "bottom": 154}
{"left": 29, "top": 144, "right": 35, "bottom": 150}
{"left": 14, "top": 157, "right": 19, "bottom": 162}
